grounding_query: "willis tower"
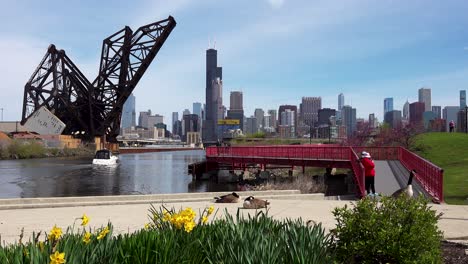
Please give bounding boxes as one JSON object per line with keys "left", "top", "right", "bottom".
{"left": 203, "top": 48, "right": 223, "bottom": 143}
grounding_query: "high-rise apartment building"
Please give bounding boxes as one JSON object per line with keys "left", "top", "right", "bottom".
{"left": 267, "top": 110, "right": 277, "bottom": 129}
{"left": 384, "top": 98, "right": 393, "bottom": 117}
{"left": 280, "top": 109, "right": 295, "bottom": 126}
{"left": 172, "top": 112, "right": 179, "bottom": 135}
{"left": 384, "top": 110, "right": 402, "bottom": 128}
{"left": 193, "top": 103, "right": 202, "bottom": 118}
{"left": 409, "top": 102, "right": 425, "bottom": 125}
{"left": 432, "top": 106, "right": 442, "bottom": 119}
{"left": 369, "top": 113, "right": 376, "bottom": 129}
{"left": 147, "top": 114, "right": 163, "bottom": 128}
{"left": 183, "top": 109, "right": 190, "bottom": 116}
{"left": 338, "top": 93, "right": 344, "bottom": 111}
{"left": 230, "top": 91, "right": 243, "bottom": 110}
{"left": 138, "top": 110, "right": 151, "bottom": 128}
{"left": 203, "top": 48, "right": 223, "bottom": 142}
{"left": 278, "top": 105, "right": 298, "bottom": 129}
{"left": 121, "top": 93, "right": 136, "bottom": 130}
{"left": 183, "top": 114, "right": 199, "bottom": 141}
{"left": 418, "top": 87, "right": 431, "bottom": 112}
{"left": 342, "top": 105, "right": 356, "bottom": 137}
{"left": 245, "top": 117, "right": 258, "bottom": 135}
{"left": 254, "top": 108, "right": 264, "bottom": 131}
{"left": 461, "top": 90, "right": 467, "bottom": 108}
{"left": 318, "top": 108, "right": 336, "bottom": 125}
{"left": 300, "top": 97, "right": 321, "bottom": 126}
{"left": 402, "top": 100, "right": 410, "bottom": 120}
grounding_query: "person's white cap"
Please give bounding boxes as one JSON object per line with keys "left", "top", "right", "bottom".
{"left": 361, "top": 151, "right": 371, "bottom": 158}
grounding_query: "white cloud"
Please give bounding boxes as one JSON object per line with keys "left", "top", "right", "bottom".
{"left": 267, "top": 0, "right": 285, "bottom": 9}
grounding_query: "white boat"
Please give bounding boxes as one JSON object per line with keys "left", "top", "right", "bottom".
{"left": 92, "top": 149, "right": 119, "bottom": 165}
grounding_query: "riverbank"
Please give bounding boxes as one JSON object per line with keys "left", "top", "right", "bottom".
{"left": 0, "top": 140, "right": 94, "bottom": 160}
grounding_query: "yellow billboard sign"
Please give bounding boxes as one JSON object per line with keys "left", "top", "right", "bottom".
{"left": 217, "top": 119, "right": 240, "bottom": 125}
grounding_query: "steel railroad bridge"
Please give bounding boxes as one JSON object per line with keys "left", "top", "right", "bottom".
{"left": 205, "top": 145, "right": 444, "bottom": 202}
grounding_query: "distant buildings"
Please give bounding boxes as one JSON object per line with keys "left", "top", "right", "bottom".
{"left": 203, "top": 48, "right": 223, "bottom": 142}
{"left": 461, "top": 90, "right": 467, "bottom": 108}
{"left": 230, "top": 91, "right": 243, "bottom": 110}
{"left": 418, "top": 87, "right": 431, "bottom": 112}
{"left": 300, "top": 97, "right": 321, "bottom": 126}
{"left": 342, "top": 105, "right": 356, "bottom": 137}
{"left": 337, "top": 93, "right": 344, "bottom": 119}
{"left": 183, "top": 114, "right": 199, "bottom": 141}
{"left": 409, "top": 102, "right": 425, "bottom": 126}
{"left": 245, "top": 117, "right": 258, "bottom": 135}
{"left": 443, "top": 106, "right": 460, "bottom": 132}
{"left": 278, "top": 105, "right": 298, "bottom": 130}
{"left": 318, "top": 108, "right": 336, "bottom": 125}
{"left": 267, "top": 110, "right": 277, "bottom": 130}
{"left": 254, "top": 108, "right": 264, "bottom": 131}
{"left": 402, "top": 100, "right": 410, "bottom": 120}
{"left": 121, "top": 93, "right": 136, "bottom": 131}
{"left": 384, "top": 98, "right": 393, "bottom": 117}
{"left": 138, "top": 110, "right": 151, "bottom": 128}
{"left": 384, "top": 110, "right": 402, "bottom": 128}
{"left": 432, "top": 106, "right": 442, "bottom": 119}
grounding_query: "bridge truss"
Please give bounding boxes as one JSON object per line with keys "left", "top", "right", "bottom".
{"left": 21, "top": 16, "right": 176, "bottom": 142}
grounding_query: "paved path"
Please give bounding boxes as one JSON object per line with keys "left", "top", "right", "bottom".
{"left": 374, "top": 160, "right": 401, "bottom": 195}
{"left": 1, "top": 196, "right": 467, "bottom": 245}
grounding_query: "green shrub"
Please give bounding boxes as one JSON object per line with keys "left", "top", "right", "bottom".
{"left": 332, "top": 196, "right": 443, "bottom": 264}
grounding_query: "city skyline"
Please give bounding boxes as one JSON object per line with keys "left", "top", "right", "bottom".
{"left": 1, "top": 1, "right": 468, "bottom": 124}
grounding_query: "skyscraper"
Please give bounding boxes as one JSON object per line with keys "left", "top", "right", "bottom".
{"left": 138, "top": 110, "right": 151, "bottom": 128}
{"left": 461, "top": 90, "right": 467, "bottom": 108}
{"left": 384, "top": 110, "right": 402, "bottom": 128}
{"left": 318, "top": 108, "right": 336, "bottom": 125}
{"left": 402, "top": 100, "right": 410, "bottom": 120}
{"left": 254, "top": 108, "right": 264, "bottom": 131}
{"left": 338, "top": 93, "right": 344, "bottom": 111}
{"left": 121, "top": 93, "right": 136, "bottom": 130}
{"left": 203, "top": 48, "right": 223, "bottom": 142}
{"left": 183, "top": 109, "right": 191, "bottom": 116}
{"left": 342, "top": 105, "right": 356, "bottom": 138}
{"left": 369, "top": 113, "right": 376, "bottom": 129}
{"left": 384, "top": 98, "right": 393, "bottom": 117}
{"left": 418, "top": 87, "right": 431, "bottom": 112}
{"left": 278, "top": 105, "right": 298, "bottom": 129}
{"left": 300, "top": 97, "right": 321, "bottom": 126}
{"left": 267, "top": 110, "right": 277, "bottom": 129}
{"left": 280, "top": 109, "right": 295, "bottom": 126}
{"left": 172, "top": 112, "right": 179, "bottom": 134}
{"left": 409, "top": 102, "right": 425, "bottom": 125}
{"left": 432, "top": 106, "right": 442, "bottom": 119}
{"left": 193, "top": 102, "right": 202, "bottom": 118}
{"left": 230, "top": 91, "right": 243, "bottom": 110}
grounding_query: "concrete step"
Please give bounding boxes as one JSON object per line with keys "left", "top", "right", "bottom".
{"left": 0, "top": 190, "right": 304, "bottom": 210}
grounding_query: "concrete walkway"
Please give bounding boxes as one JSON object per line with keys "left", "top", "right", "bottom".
{"left": 1, "top": 192, "right": 468, "bottom": 245}
{"left": 374, "top": 160, "right": 401, "bottom": 195}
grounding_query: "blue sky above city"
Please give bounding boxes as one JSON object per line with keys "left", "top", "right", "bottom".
{"left": 1, "top": 0, "right": 468, "bottom": 125}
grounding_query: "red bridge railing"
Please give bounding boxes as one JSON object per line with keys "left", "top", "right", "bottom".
{"left": 206, "top": 145, "right": 444, "bottom": 202}
{"left": 398, "top": 147, "right": 444, "bottom": 202}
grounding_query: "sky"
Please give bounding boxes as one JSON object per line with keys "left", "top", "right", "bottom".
{"left": 1, "top": 0, "right": 468, "bottom": 127}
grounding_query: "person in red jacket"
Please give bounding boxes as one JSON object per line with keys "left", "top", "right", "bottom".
{"left": 360, "top": 151, "right": 376, "bottom": 196}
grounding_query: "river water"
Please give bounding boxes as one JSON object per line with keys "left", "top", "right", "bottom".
{"left": 0, "top": 150, "right": 237, "bottom": 199}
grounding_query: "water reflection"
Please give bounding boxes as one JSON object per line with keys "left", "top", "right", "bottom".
{"left": 0, "top": 150, "right": 238, "bottom": 199}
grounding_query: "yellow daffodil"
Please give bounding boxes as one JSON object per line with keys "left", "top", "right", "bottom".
{"left": 202, "top": 216, "right": 208, "bottom": 224}
{"left": 38, "top": 241, "right": 45, "bottom": 252}
{"left": 207, "top": 205, "right": 214, "bottom": 215}
{"left": 82, "top": 232, "right": 91, "bottom": 244}
{"left": 97, "top": 226, "right": 110, "bottom": 240}
{"left": 163, "top": 211, "right": 171, "bottom": 222}
{"left": 81, "top": 214, "right": 89, "bottom": 226}
{"left": 50, "top": 251, "right": 66, "bottom": 264}
{"left": 144, "top": 223, "right": 151, "bottom": 229}
{"left": 184, "top": 221, "right": 196, "bottom": 233}
{"left": 48, "top": 225, "right": 62, "bottom": 241}
{"left": 23, "top": 248, "right": 29, "bottom": 257}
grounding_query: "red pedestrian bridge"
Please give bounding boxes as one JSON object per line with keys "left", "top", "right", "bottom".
{"left": 205, "top": 145, "right": 444, "bottom": 202}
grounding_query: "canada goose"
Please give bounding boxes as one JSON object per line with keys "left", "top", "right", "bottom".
{"left": 391, "top": 169, "right": 416, "bottom": 198}
{"left": 214, "top": 192, "right": 240, "bottom": 203}
{"left": 243, "top": 196, "right": 270, "bottom": 209}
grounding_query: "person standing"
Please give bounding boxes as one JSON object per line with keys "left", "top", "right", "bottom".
{"left": 449, "top": 120, "right": 455, "bottom": 133}
{"left": 360, "top": 151, "right": 376, "bottom": 196}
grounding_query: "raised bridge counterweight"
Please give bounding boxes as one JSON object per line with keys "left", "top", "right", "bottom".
{"left": 21, "top": 16, "right": 176, "bottom": 142}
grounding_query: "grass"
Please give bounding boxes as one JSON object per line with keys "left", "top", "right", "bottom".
{"left": 412, "top": 132, "right": 468, "bottom": 205}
